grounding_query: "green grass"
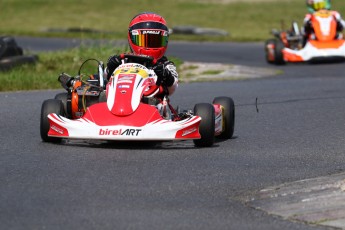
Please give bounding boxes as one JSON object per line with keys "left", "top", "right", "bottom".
{"left": 2, "top": 0, "right": 345, "bottom": 41}
{"left": 2, "top": 0, "right": 345, "bottom": 91}
{"left": 0, "top": 45, "right": 184, "bottom": 91}
{"left": 0, "top": 45, "right": 127, "bottom": 91}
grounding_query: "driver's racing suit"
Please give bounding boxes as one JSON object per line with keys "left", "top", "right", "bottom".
{"left": 303, "top": 10, "right": 345, "bottom": 42}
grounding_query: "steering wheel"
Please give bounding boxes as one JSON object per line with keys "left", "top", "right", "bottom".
{"left": 119, "top": 53, "right": 157, "bottom": 67}
{"left": 119, "top": 53, "right": 162, "bottom": 97}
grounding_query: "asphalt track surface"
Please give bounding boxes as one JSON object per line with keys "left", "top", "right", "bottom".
{"left": 2, "top": 37, "right": 345, "bottom": 230}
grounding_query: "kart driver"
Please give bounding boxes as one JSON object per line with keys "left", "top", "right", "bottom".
{"left": 303, "top": 0, "right": 345, "bottom": 42}
{"left": 106, "top": 12, "right": 178, "bottom": 97}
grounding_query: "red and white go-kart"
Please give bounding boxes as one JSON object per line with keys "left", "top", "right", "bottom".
{"left": 40, "top": 54, "right": 235, "bottom": 147}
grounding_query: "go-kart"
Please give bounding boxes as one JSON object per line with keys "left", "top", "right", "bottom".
{"left": 265, "top": 10, "right": 345, "bottom": 65}
{"left": 40, "top": 54, "right": 235, "bottom": 147}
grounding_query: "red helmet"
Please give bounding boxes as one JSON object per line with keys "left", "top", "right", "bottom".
{"left": 128, "top": 12, "right": 169, "bottom": 60}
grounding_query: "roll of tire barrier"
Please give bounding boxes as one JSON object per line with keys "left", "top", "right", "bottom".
{"left": 0, "top": 55, "right": 38, "bottom": 71}
{"left": 171, "top": 26, "right": 229, "bottom": 36}
{"left": 0, "top": 36, "right": 23, "bottom": 59}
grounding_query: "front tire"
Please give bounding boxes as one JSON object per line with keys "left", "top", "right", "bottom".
{"left": 265, "top": 39, "right": 275, "bottom": 64}
{"left": 54, "top": 92, "right": 68, "bottom": 115}
{"left": 213, "top": 96, "right": 235, "bottom": 139}
{"left": 40, "top": 99, "right": 64, "bottom": 143}
{"left": 193, "top": 103, "right": 215, "bottom": 147}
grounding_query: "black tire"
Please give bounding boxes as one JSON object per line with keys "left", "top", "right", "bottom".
{"left": 264, "top": 39, "right": 276, "bottom": 64}
{"left": 274, "top": 39, "right": 286, "bottom": 65}
{"left": 213, "top": 96, "right": 235, "bottom": 139}
{"left": 193, "top": 103, "right": 215, "bottom": 147}
{"left": 0, "top": 36, "right": 23, "bottom": 59}
{"left": 0, "top": 55, "right": 38, "bottom": 71}
{"left": 54, "top": 92, "right": 68, "bottom": 117}
{"left": 0, "top": 38, "right": 6, "bottom": 59}
{"left": 40, "top": 99, "right": 64, "bottom": 143}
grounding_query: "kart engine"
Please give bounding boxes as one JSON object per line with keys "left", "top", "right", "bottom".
{"left": 69, "top": 79, "right": 106, "bottom": 119}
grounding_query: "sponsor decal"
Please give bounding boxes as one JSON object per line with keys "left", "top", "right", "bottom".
{"left": 119, "top": 75, "right": 134, "bottom": 80}
{"left": 120, "top": 90, "right": 127, "bottom": 94}
{"left": 117, "top": 75, "right": 135, "bottom": 84}
{"left": 117, "top": 80, "right": 133, "bottom": 84}
{"left": 131, "top": 30, "right": 139, "bottom": 35}
{"left": 182, "top": 127, "right": 197, "bottom": 137}
{"left": 118, "top": 85, "right": 130, "bottom": 89}
{"left": 142, "top": 30, "right": 160, "bottom": 35}
{"left": 133, "top": 64, "right": 148, "bottom": 70}
{"left": 51, "top": 125, "right": 64, "bottom": 134}
{"left": 119, "top": 64, "right": 134, "bottom": 69}
{"left": 99, "top": 128, "right": 142, "bottom": 136}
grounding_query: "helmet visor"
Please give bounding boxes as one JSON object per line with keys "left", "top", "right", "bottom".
{"left": 130, "top": 29, "right": 168, "bottom": 48}
{"left": 312, "top": 0, "right": 326, "bottom": 10}
{"left": 129, "top": 22, "right": 169, "bottom": 48}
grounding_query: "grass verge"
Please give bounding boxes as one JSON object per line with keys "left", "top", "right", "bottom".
{"left": 0, "top": 45, "right": 184, "bottom": 92}
{"left": 2, "top": 0, "right": 345, "bottom": 42}
{"left": 0, "top": 45, "right": 124, "bottom": 91}
{"left": 2, "top": 0, "right": 345, "bottom": 91}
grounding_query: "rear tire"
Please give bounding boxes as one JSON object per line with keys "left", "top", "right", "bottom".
{"left": 274, "top": 39, "right": 286, "bottom": 65}
{"left": 193, "top": 103, "right": 215, "bottom": 147}
{"left": 213, "top": 96, "right": 235, "bottom": 139}
{"left": 40, "top": 99, "right": 64, "bottom": 143}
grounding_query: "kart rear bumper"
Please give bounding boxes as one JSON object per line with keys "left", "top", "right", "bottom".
{"left": 282, "top": 40, "right": 345, "bottom": 62}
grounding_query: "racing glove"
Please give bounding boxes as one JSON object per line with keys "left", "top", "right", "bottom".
{"left": 153, "top": 63, "right": 175, "bottom": 87}
{"left": 106, "top": 55, "right": 122, "bottom": 79}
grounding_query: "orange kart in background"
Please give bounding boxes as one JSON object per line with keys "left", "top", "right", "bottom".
{"left": 265, "top": 10, "right": 345, "bottom": 65}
